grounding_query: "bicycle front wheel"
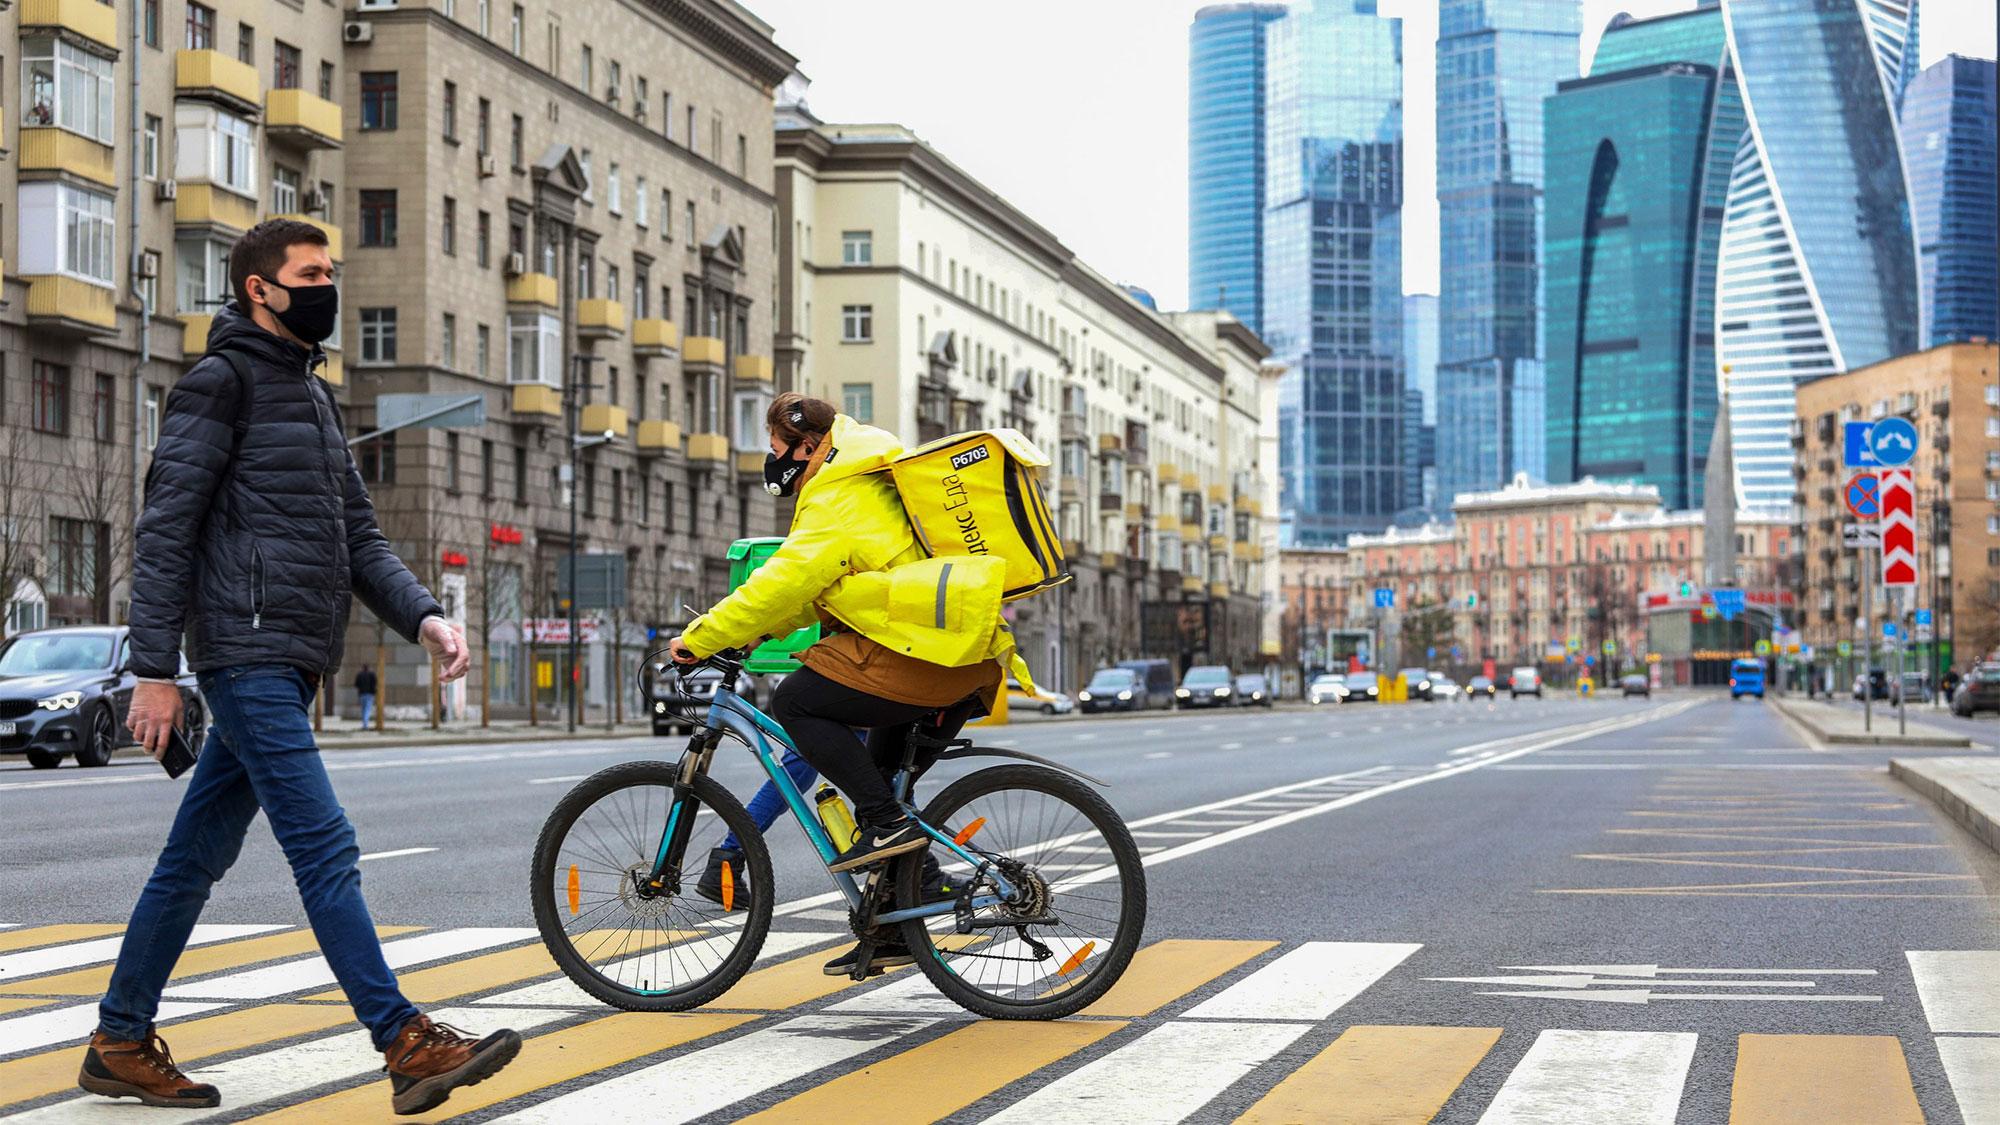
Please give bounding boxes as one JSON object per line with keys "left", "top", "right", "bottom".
{"left": 897, "top": 764, "right": 1146, "bottom": 1020}
{"left": 531, "top": 764, "right": 773, "bottom": 1011}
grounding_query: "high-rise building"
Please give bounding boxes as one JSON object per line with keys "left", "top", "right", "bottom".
{"left": 1263, "top": 0, "right": 1405, "bottom": 547}
{"left": 1402, "top": 293, "right": 1438, "bottom": 513}
{"left": 1543, "top": 5, "right": 1739, "bottom": 509}
{"left": 1189, "top": 3, "right": 1288, "bottom": 335}
{"left": 1434, "top": 0, "right": 1581, "bottom": 503}
{"left": 1901, "top": 55, "right": 1999, "bottom": 346}
{"left": 1714, "top": 0, "right": 1922, "bottom": 513}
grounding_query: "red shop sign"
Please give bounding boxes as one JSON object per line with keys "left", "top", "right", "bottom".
{"left": 441, "top": 550, "right": 470, "bottom": 568}
{"left": 489, "top": 523, "right": 524, "bottom": 546}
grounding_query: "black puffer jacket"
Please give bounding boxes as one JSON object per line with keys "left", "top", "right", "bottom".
{"left": 127, "top": 303, "right": 442, "bottom": 680}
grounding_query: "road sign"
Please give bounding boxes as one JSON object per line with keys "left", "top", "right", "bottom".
{"left": 1426, "top": 963, "right": 1881, "bottom": 1006}
{"left": 1879, "top": 468, "right": 1916, "bottom": 586}
{"left": 1601, "top": 639, "right": 1617, "bottom": 655}
{"left": 1843, "top": 421, "right": 1877, "bottom": 467}
{"left": 375, "top": 393, "right": 487, "bottom": 433}
{"left": 1914, "top": 608, "right": 1932, "bottom": 627}
{"left": 1712, "top": 589, "right": 1745, "bottom": 621}
{"left": 1372, "top": 587, "right": 1395, "bottom": 609}
{"left": 1842, "top": 523, "right": 1881, "bottom": 550}
{"left": 1883, "top": 621, "right": 1899, "bottom": 640}
{"left": 1843, "top": 474, "right": 1881, "bottom": 519}
{"left": 1867, "top": 416, "right": 1917, "bottom": 467}
{"left": 1754, "top": 639, "right": 1772, "bottom": 655}
{"left": 1837, "top": 641, "right": 1853, "bottom": 656}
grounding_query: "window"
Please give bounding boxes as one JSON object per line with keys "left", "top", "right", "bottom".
{"left": 141, "top": 115, "right": 161, "bottom": 179}
{"left": 579, "top": 44, "right": 593, "bottom": 92}
{"left": 174, "top": 233, "right": 230, "bottom": 313}
{"left": 607, "top": 162, "right": 621, "bottom": 214}
{"left": 686, "top": 104, "right": 698, "bottom": 151}
{"left": 635, "top": 176, "right": 648, "bottom": 227}
{"left": 271, "top": 164, "right": 300, "bottom": 214}
{"left": 476, "top": 97, "right": 491, "bottom": 156}
{"left": 20, "top": 182, "right": 116, "bottom": 285}
{"left": 582, "top": 463, "right": 596, "bottom": 518}
{"left": 441, "top": 313, "right": 457, "bottom": 369}
{"left": 356, "top": 190, "right": 398, "bottom": 248}
{"left": 663, "top": 480, "right": 675, "bottom": 531}
{"left": 575, "top": 251, "right": 593, "bottom": 299}
{"left": 273, "top": 41, "right": 300, "bottom": 89}
{"left": 841, "top": 230, "right": 872, "bottom": 266}
{"left": 358, "top": 437, "right": 396, "bottom": 484}
{"left": 737, "top": 134, "right": 747, "bottom": 176}
{"left": 512, "top": 444, "right": 528, "bottom": 504}
{"left": 685, "top": 200, "right": 696, "bottom": 246}
{"left": 606, "top": 263, "right": 620, "bottom": 304}
{"left": 636, "top": 76, "right": 648, "bottom": 120}
{"left": 441, "top": 80, "right": 458, "bottom": 142}
{"left": 841, "top": 305, "right": 873, "bottom": 342}
{"left": 732, "top": 391, "right": 768, "bottom": 450}
{"left": 842, "top": 383, "right": 874, "bottom": 423}
{"left": 236, "top": 23, "right": 253, "bottom": 65}
{"left": 477, "top": 0, "right": 491, "bottom": 37}
{"left": 633, "top": 265, "right": 649, "bottom": 317}
{"left": 510, "top": 5, "right": 524, "bottom": 55}
{"left": 481, "top": 439, "right": 495, "bottom": 499}
{"left": 317, "top": 179, "right": 336, "bottom": 222}
{"left": 661, "top": 189, "right": 673, "bottom": 240}
{"left": 143, "top": 0, "right": 160, "bottom": 48}
{"left": 92, "top": 373, "right": 116, "bottom": 443}
{"left": 174, "top": 104, "right": 257, "bottom": 196}
{"left": 446, "top": 432, "right": 462, "bottom": 493}
{"left": 475, "top": 210, "right": 491, "bottom": 268}
{"left": 359, "top": 72, "right": 398, "bottom": 130}
{"left": 143, "top": 386, "right": 163, "bottom": 450}
{"left": 509, "top": 113, "right": 524, "bottom": 169}
{"left": 47, "top": 517, "right": 102, "bottom": 614}
{"left": 32, "top": 362, "right": 69, "bottom": 435}
{"left": 23, "top": 38, "right": 116, "bottom": 142}
{"left": 579, "top": 149, "right": 592, "bottom": 200}
{"left": 318, "top": 61, "right": 335, "bottom": 100}
{"left": 476, "top": 323, "right": 491, "bottom": 376}
{"left": 507, "top": 311, "right": 561, "bottom": 385}
{"left": 441, "top": 196, "right": 457, "bottom": 255}
{"left": 608, "top": 60, "right": 621, "bottom": 101}
{"left": 186, "top": 3, "right": 214, "bottom": 50}
{"left": 359, "top": 308, "right": 398, "bottom": 363}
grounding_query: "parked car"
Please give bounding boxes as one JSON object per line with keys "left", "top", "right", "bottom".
{"left": 1730, "top": 658, "right": 1766, "bottom": 700}
{"left": 652, "top": 665, "right": 721, "bottom": 736}
{"left": 1852, "top": 669, "right": 1890, "bottom": 701}
{"left": 1339, "top": 672, "right": 1380, "bottom": 703}
{"left": 1431, "top": 675, "right": 1461, "bottom": 700}
{"left": 1006, "top": 677, "right": 1074, "bottom": 715}
{"left": 1115, "top": 659, "right": 1178, "bottom": 710}
{"left": 1398, "top": 667, "right": 1435, "bottom": 701}
{"left": 1466, "top": 675, "right": 1498, "bottom": 699}
{"left": 1889, "top": 673, "right": 1931, "bottom": 705}
{"left": 1233, "top": 674, "right": 1273, "bottom": 707}
{"left": 1619, "top": 673, "right": 1651, "bottom": 698}
{"left": 1079, "top": 667, "right": 1147, "bottom": 713}
{"left": 1509, "top": 666, "right": 1543, "bottom": 699}
{"left": 1176, "top": 665, "right": 1237, "bottom": 709}
{"left": 1307, "top": 673, "right": 1348, "bottom": 706}
{"left": 1951, "top": 664, "right": 2000, "bottom": 716}
{"left": 0, "top": 627, "right": 205, "bottom": 769}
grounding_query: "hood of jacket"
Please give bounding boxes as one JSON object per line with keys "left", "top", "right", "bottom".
{"left": 204, "top": 300, "right": 326, "bottom": 373}
{"left": 796, "top": 414, "right": 903, "bottom": 499}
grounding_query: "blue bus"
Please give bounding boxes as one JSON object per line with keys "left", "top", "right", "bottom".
{"left": 1730, "top": 658, "right": 1766, "bottom": 700}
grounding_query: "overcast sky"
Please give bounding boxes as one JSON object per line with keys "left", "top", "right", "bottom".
{"left": 749, "top": 1, "right": 1996, "bottom": 306}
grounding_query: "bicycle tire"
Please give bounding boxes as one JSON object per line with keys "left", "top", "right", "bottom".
{"left": 531, "top": 764, "right": 774, "bottom": 1011}
{"left": 896, "top": 764, "right": 1146, "bottom": 1020}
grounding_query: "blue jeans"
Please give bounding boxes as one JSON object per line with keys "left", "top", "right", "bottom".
{"left": 98, "top": 665, "right": 420, "bottom": 1051}
{"left": 358, "top": 692, "right": 375, "bottom": 726}
{"left": 719, "top": 747, "right": 818, "bottom": 851}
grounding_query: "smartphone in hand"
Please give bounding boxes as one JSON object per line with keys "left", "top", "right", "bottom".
{"left": 159, "top": 723, "right": 199, "bottom": 779}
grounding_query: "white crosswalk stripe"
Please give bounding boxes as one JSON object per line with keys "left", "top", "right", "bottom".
{"left": 0, "top": 925, "right": 282, "bottom": 983}
{"left": 1907, "top": 950, "right": 2000, "bottom": 1033}
{"left": 163, "top": 927, "right": 536, "bottom": 1000}
{"left": 1936, "top": 1037, "right": 2000, "bottom": 1125}
{"left": 1184, "top": 941, "right": 1420, "bottom": 1021}
{"left": 478, "top": 929, "right": 833, "bottom": 1008}
{"left": 0, "top": 1000, "right": 225, "bottom": 1057}
{"left": 982, "top": 1020, "right": 1312, "bottom": 1124}
{"left": 1476, "top": 1029, "right": 1696, "bottom": 1124}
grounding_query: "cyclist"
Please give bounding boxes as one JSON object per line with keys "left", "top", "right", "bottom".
{"left": 669, "top": 393, "right": 1015, "bottom": 973}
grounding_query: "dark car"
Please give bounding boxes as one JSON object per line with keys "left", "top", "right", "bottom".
{"left": 1619, "top": 673, "right": 1651, "bottom": 698}
{"left": 1398, "top": 667, "right": 1435, "bottom": 701}
{"left": 1233, "top": 674, "right": 1272, "bottom": 707}
{"left": 1467, "top": 676, "right": 1497, "bottom": 698}
{"left": 1952, "top": 664, "right": 2000, "bottom": 716}
{"left": 1852, "top": 669, "right": 1890, "bottom": 701}
{"left": 1339, "top": 672, "right": 1380, "bottom": 703}
{"left": 0, "top": 627, "right": 205, "bottom": 769}
{"left": 1116, "top": 659, "right": 1177, "bottom": 710}
{"left": 1079, "top": 667, "right": 1146, "bottom": 713}
{"left": 651, "top": 664, "right": 721, "bottom": 736}
{"left": 1176, "top": 665, "right": 1236, "bottom": 709}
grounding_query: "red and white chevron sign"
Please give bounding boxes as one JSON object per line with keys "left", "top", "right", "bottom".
{"left": 1879, "top": 468, "right": 1917, "bottom": 587}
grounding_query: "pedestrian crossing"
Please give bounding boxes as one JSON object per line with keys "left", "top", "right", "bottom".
{"left": 0, "top": 922, "right": 1993, "bottom": 1122}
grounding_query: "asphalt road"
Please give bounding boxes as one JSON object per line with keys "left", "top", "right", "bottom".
{"left": 3, "top": 692, "right": 1998, "bottom": 1122}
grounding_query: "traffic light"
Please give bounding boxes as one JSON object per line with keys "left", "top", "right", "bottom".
{"left": 1466, "top": 592, "right": 1479, "bottom": 608}
{"left": 1678, "top": 581, "right": 1694, "bottom": 598}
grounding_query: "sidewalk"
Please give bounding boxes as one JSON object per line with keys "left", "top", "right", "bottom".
{"left": 1891, "top": 757, "right": 2000, "bottom": 855}
{"left": 1770, "top": 697, "right": 1972, "bottom": 748}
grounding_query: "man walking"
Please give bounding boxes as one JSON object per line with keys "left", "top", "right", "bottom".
{"left": 355, "top": 664, "right": 378, "bottom": 727}
{"left": 81, "top": 220, "right": 520, "bottom": 1116}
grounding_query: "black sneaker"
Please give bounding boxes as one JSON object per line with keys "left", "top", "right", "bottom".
{"left": 918, "top": 852, "right": 957, "bottom": 904}
{"left": 822, "top": 940, "right": 915, "bottom": 977}
{"left": 693, "top": 846, "right": 744, "bottom": 909}
{"left": 827, "top": 820, "right": 927, "bottom": 873}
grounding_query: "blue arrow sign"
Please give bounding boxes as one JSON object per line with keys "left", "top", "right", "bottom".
{"left": 1843, "top": 422, "right": 1876, "bottom": 468}
{"left": 1712, "top": 589, "right": 1746, "bottom": 622}
{"left": 1373, "top": 587, "right": 1395, "bottom": 609}
{"left": 1914, "top": 608, "right": 1932, "bottom": 627}
{"left": 1868, "top": 416, "right": 1917, "bottom": 467}
{"left": 1883, "top": 621, "right": 1899, "bottom": 640}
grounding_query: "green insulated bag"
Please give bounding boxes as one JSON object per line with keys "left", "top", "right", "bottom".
{"left": 726, "top": 537, "right": 821, "bottom": 674}
{"left": 886, "top": 429, "right": 1070, "bottom": 602}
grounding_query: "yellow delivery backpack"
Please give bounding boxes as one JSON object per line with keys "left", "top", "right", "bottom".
{"left": 886, "top": 428, "right": 1070, "bottom": 602}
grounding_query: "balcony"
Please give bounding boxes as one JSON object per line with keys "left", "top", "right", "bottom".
{"left": 319, "top": 354, "right": 344, "bottom": 387}
{"left": 635, "top": 419, "right": 683, "bottom": 456}
{"left": 175, "top": 184, "right": 259, "bottom": 233}
{"left": 1233, "top": 541, "right": 1256, "bottom": 560}
{"left": 176, "top": 50, "right": 262, "bottom": 115}
{"left": 735, "top": 451, "right": 766, "bottom": 474}
{"left": 576, "top": 298, "right": 626, "bottom": 339}
{"left": 1097, "top": 432, "right": 1122, "bottom": 453}
{"left": 1124, "top": 501, "right": 1145, "bottom": 521}
{"left": 1207, "top": 484, "right": 1227, "bottom": 503}
{"left": 271, "top": 215, "right": 342, "bottom": 259}
{"left": 687, "top": 432, "right": 730, "bottom": 464}
{"left": 1100, "top": 552, "right": 1122, "bottom": 572}
{"left": 1060, "top": 411, "right": 1087, "bottom": 442}
{"left": 506, "top": 272, "right": 558, "bottom": 308}
{"left": 1125, "top": 421, "right": 1149, "bottom": 467}
{"left": 579, "top": 403, "right": 628, "bottom": 438}
{"left": 511, "top": 383, "right": 562, "bottom": 419}
{"left": 633, "top": 318, "right": 680, "bottom": 357}
{"left": 20, "top": 0, "right": 118, "bottom": 50}
{"left": 1098, "top": 491, "right": 1123, "bottom": 513}
{"left": 180, "top": 313, "right": 213, "bottom": 356}
{"left": 25, "top": 275, "right": 115, "bottom": 335}
{"left": 1208, "top": 534, "right": 1229, "bottom": 551}
{"left": 1180, "top": 472, "right": 1200, "bottom": 493}
{"left": 683, "top": 336, "right": 726, "bottom": 368}
{"left": 264, "top": 89, "right": 342, "bottom": 149}
{"left": 1182, "top": 575, "right": 1203, "bottom": 593}
{"left": 1210, "top": 581, "right": 1231, "bottom": 599}
{"left": 18, "top": 128, "right": 115, "bottom": 188}
{"left": 733, "top": 354, "right": 773, "bottom": 383}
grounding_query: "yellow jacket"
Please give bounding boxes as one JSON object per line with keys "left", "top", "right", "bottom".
{"left": 683, "top": 415, "right": 1028, "bottom": 682}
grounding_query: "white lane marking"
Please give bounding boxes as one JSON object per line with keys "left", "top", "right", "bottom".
{"left": 828, "top": 938, "right": 1092, "bottom": 1015}
{"left": 1937, "top": 1037, "right": 2000, "bottom": 1124}
{"left": 1185, "top": 941, "right": 1419, "bottom": 1021}
{"left": 0, "top": 924, "right": 283, "bottom": 982}
{"left": 1144, "top": 751, "right": 1174, "bottom": 760}
{"left": 490, "top": 1014, "right": 939, "bottom": 1124}
{"left": 1219, "top": 742, "right": 1243, "bottom": 750}
{"left": 1072, "top": 733, "right": 1099, "bottom": 742}
{"left": 1477, "top": 1029, "right": 1696, "bottom": 1125}
{"left": 479, "top": 930, "right": 833, "bottom": 1007}
{"left": 981, "top": 1020, "right": 1313, "bottom": 1125}
{"left": 0, "top": 1000, "right": 223, "bottom": 1058}
{"left": 164, "top": 928, "right": 538, "bottom": 1000}
{"left": 1277, "top": 736, "right": 1297, "bottom": 744}
{"left": 8, "top": 1007, "right": 569, "bottom": 1123}
{"left": 357, "top": 847, "right": 437, "bottom": 861}
{"left": 528, "top": 774, "right": 589, "bottom": 786}
{"left": 0, "top": 743, "right": 639, "bottom": 792}
{"left": 1495, "top": 763, "right": 1869, "bottom": 771}
{"left": 1131, "top": 830, "right": 1208, "bottom": 839}
{"left": 1907, "top": 951, "right": 2000, "bottom": 1033}
{"left": 0, "top": 924, "right": 18, "bottom": 930}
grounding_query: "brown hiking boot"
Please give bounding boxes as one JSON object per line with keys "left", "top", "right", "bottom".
{"left": 383, "top": 1014, "right": 521, "bottom": 1116}
{"left": 77, "top": 1030, "right": 221, "bottom": 1108}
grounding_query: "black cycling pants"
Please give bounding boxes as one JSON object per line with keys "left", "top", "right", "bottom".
{"left": 769, "top": 667, "right": 969, "bottom": 828}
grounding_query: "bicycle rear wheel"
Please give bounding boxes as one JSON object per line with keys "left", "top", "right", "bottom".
{"left": 896, "top": 764, "right": 1146, "bottom": 1020}
{"left": 531, "top": 764, "right": 773, "bottom": 1011}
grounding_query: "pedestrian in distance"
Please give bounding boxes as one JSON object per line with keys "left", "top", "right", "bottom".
{"left": 80, "top": 219, "right": 520, "bottom": 1117}
{"left": 355, "top": 663, "right": 378, "bottom": 727}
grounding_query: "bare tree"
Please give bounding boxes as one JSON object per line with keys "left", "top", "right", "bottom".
{"left": 1962, "top": 581, "right": 2000, "bottom": 665}
{"left": 0, "top": 428, "right": 49, "bottom": 635}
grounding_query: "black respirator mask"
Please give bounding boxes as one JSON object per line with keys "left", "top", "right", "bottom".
{"left": 256, "top": 276, "right": 340, "bottom": 344}
{"left": 763, "top": 412, "right": 813, "bottom": 497}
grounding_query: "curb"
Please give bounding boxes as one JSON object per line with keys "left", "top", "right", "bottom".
{"left": 1891, "top": 758, "right": 2000, "bottom": 855}
{"left": 1769, "top": 698, "right": 1971, "bottom": 748}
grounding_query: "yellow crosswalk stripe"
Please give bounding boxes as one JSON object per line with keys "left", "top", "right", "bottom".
{"left": 735, "top": 1017, "right": 1127, "bottom": 1124}
{"left": 0, "top": 997, "right": 51, "bottom": 1014}
{"left": 1082, "top": 939, "right": 1278, "bottom": 1018}
{"left": 713, "top": 934, "right": 984, "bottom": 1011}
{"left": 304, "top": 929, "right": 693, "bottom": 1004}
{"left": 1236, "top": 1025, "right": 1503, "bottom": 1124}
{"left": 0, "top": 926, "right": 421, "bottom": 996}
{"left": 0, "top": 924, "right": 124, "bottom": 954}
{"left": 1729, "top": 1034, "right": 1924, "bottom": 1124}
{"left": 241, "top": 1011, "right": 759, "bottom": 1123}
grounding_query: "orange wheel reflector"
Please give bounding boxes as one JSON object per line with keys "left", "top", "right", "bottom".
{"left": 720, "top": 860, "right": 735, "bottom": 912}
{"left": 953, "top": 817, "right": 987, "bottom": 846}
{"left": 565, "top": 864, "right": 580, "bottom": 915}
{"left": 1057, "top": 941, "right": 1096, "bottom": 977}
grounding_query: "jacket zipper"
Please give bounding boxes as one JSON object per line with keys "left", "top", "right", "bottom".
{"left": 301, "top": 357, "right": 345, "bottom": 666}
{"left": 250, "top": 541, "right": 265, "bottom": 629}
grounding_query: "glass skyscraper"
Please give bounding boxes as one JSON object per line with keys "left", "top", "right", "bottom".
{"left": 1402, "top": 293, "right": 1439, "bottom": 514}
{"left": 1714, "top": 0, "right": 1921, "bottom": 513}
{"left": 1901, "top": 54, "right": 1999, "bottom": 346}
{"left": 1543, "top": 6, "right": 1738, "bottom": 510}
{"left": 1189, "top": 3, "right": 1288, "bottom": 335}
{"left": 1434, "top": 0, "right": 1581, "bottom": 505}
{"left": 1263, "top": 0, "right": 1405, "bottom": 546}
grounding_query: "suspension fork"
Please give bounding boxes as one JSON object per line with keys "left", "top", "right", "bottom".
{"left": 643, "top": 735, "right": 718, "bottom": 890}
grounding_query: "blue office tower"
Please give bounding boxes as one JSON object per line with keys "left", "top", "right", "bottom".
{"left": 1434, "top": 0, "right": 1581, "bottom": 504}
{"left": 1190, "top": 3, "right": 1287, "bottom": 334}
{"left": 1901, "top": 55, "right": 1998, "bottom": 346}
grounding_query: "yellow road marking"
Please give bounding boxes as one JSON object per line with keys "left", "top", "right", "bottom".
{"left": 243, "top": 1011, "right": 757, "bottom": 1123}
{"left": 0, "top": 996, "right": 50, "bottom": 1014}
{"left": 1544, "top": 889, "right": 1987, "bottom": 898}
{"left": 1082, "top": 939, "right": 1277, "bottom": 1018}
{"left": 735, "top": 1017, "right": 1125, "bottom": 1125}
{"left": 1571, "top": 855, "right": 1975, "bottom": 879}
{"left": 1729, "top": 1034, "right": 1922, "bottom": 1124}
{"left": 305, "top": 929, "right": 693, "bottom": 1003}
{"left": 1236, "top": 1024, "right": 1502, "bottom": 1125}
{"left": 0, "top": 1003, "right": 349, "bottom": 1109}
{"left": 0, "top": 926, "right": 420, "bottom": 996}
{"left": 711, "top": 933, "right": 978, "bottom": 1011}
{"left": 0, "top": 923, "right": 123, "bottom": 954}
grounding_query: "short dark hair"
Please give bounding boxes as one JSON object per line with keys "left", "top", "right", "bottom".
{"left": 767, "top": 392, "right": 837, "bottom": 445}
{"left": 229, "top": 219, "right": 330, "bottom": 311}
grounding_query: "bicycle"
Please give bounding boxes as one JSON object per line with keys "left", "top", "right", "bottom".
{"left": 529, "top": 648, "right": 1146, "bottom": 1020}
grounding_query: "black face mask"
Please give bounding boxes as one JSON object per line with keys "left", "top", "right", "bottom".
{"left": 256, "top": 277, "right": 340, "bottom": 344}
{"left": 763, "top": 441, "right": 808, "bottom": 497}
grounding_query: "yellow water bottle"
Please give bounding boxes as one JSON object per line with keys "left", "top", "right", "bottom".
{"left": 814, "top": 784, "right": 860, "bottom": 849}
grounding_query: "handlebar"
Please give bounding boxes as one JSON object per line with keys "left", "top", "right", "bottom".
{"left": 637, "top": 645, "right": 748, "bottom": 706}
